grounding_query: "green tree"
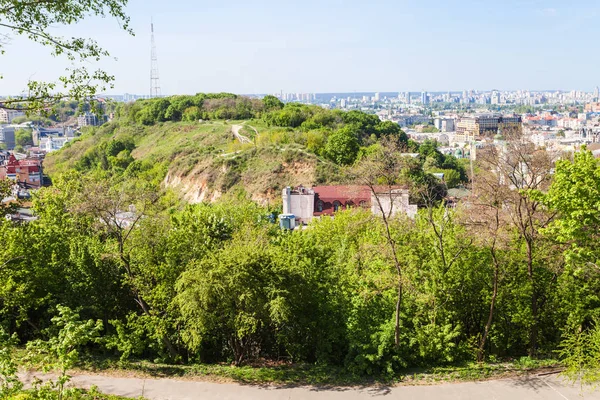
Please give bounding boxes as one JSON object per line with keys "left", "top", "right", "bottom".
{"left": 479, "top": 139, "right": 556, "bottom": 356}
{"left": 559, "top": 321, "right": 600, "bottom": 385}
{"left": 543, "top": 149, "right": 600, "bottom": 279}
{"left": 176, "top": 226, "right": 281, "bottom": 365}
{"left": 541, "top": 149, "right": 600, "bottom": 354}
{"left": 324, "top": 126, "right": 359, "bottom": 165}
{"left": 27, "top": 305, "right": 103, "bottom": 400}
{"left": 262, "top": 95, "right": 284, "bottom": 110}
{"left": 0, "top": 327, "right": 22, "bottom": 398}
{"left": 14, "top": 129, "right": 33, "bottom": 147}
{"left": 182, "top": 106, "right": 202, "bottom": 122}
{"left": 0, "top": 0, "right": 133, "bottom": 112}
{"left": 0, "top": 180, "right": 17, "bottom": 219}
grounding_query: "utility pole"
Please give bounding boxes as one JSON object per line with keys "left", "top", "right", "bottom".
{"left": 150, "top": 18, "right": 161, "bottom": 98}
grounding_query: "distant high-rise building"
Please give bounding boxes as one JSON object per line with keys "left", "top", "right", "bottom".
{"left": 374, "top": 92, "right": 381, "bottom": 102}
{"left": 340, "top": 99, "right": 347, "bottom": 108}
{"left": 405, "top": 92, "right": 411, "bottom": 104}
{"left": 421, "top": 91, "right": 429, "bottom": 105}
{"left": 491, "top": 90, "right": 500, "bottom": 105}
{"left": 594, "top": 86, "right": 599, "bottom": 101}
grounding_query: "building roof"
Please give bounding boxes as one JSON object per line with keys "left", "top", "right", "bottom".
{"left": 312, "top": 185, "right": 372, "bottom": 203}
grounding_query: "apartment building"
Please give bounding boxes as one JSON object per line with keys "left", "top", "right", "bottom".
{"left": 456, "top": 113, "right": 522, "bottom": 140}
{"left": 0, "top": 108, "right": 25, "bottom": 124}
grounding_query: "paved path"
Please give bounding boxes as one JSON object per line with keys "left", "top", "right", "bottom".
{"left": 20, "top": 372, "right": 600, "bottom": 399}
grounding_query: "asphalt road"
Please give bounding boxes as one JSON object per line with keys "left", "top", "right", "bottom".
{"left": 21, "top": 372, "right": 600, "bottom": 400}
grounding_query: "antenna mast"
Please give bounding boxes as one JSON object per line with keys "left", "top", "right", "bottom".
{"left": 150, "top": 18, "right": 161, "bottom": 98}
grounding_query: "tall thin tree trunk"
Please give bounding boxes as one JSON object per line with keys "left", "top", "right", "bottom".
{"left": 395, "top": 278, "right": 403, "bottom": 347}
{"left": 526, "top": 239, "right": 538, "bottom": 356}
{"left": 478, "top": 248, "right": 499, "bottom": 362}
{"left": 372, "top": 190, "right": 403, "bottom": 347}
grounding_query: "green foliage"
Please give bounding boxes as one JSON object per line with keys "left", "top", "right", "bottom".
{"left": 0, "top": 0, "right": 132, "bottom": 113}
{"left": 418, "top": 125, "right": 440, "bottom": 133}
{"left": 323, "top": 126, "right": 360, "bottom": 165}
{"left": 0, "top": 327, "right": 22, "bottom": 398}
{"left": 15, "top": 129, "right": 33, "bottom": 147}
{"left": 0, "top": 180, "right": 18, "bottom": 218}
{"left": 26, "top": 306, "right": 103, "bottom": 400}
{"left": 4, "top": 104, "right": 600, "bottom": 384}
{"left": 11, "top": 116, "right": 54, "bottom": 126}
{"left": 559, "top": 322, "right": 600, "bottom": 385}
{"left": 262, "top": 95, "right": 284, "bottom": 110}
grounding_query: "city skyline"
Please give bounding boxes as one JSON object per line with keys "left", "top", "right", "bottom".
{"left": 1, "top": 0, "right": 600, "bottom": 95}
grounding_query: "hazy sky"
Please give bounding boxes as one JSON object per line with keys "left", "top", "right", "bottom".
{"left": 1, "top": 0, "right": 599, "bottom": 95}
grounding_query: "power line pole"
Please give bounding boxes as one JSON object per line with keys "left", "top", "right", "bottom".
{"left": 150, "top": 18, "right": 161, "bottom": 98}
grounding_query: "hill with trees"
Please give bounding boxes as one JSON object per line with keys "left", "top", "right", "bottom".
{"left": 45, "top": 94, "right": 467, "bottom": 205}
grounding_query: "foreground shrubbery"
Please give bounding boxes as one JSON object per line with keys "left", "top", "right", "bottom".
{"left": 2, "top": 138, "right": 600, "bottom": 383}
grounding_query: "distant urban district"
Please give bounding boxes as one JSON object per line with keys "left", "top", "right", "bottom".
{"left": 1, "top": 88, "right": 600, "bottom": 391}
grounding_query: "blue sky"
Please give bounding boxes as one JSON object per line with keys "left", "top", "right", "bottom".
{"left": 1, "top": 0, "right": 599, "bottom": 95}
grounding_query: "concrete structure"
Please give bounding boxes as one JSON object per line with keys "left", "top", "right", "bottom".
{"left": 434, "top": 118, "right": 455, "bottom": 132}
{"left": 282, "top": 186, "right": 315, "bottom": 225}
{"left": 456, "top": 113, "right": 522, "bottom": 140}
{"left": 370, "top": 188, "right": 417, "bottom": 219}
{"left": 421, "top": 91, "right": 429, "bottom": 105}
{"left": 524, "top": 115, "right": 558, "bottom": 127}
{"left": 0, "top": 108, "right": 25, "bottom": 124}
{"left": 0, "top": 126, "right": 15, "bottom": 149}
{"left": 282, "top": 185, "right": 418, "bottom": 226}
{"left": 77, "top": 112, "right": 101, "bottom": 127}
{"left": 584, "top": 102, "right": 600, "bottom": 112}
{"left": 39, "top": 136, "right": 74, "bottom": 152}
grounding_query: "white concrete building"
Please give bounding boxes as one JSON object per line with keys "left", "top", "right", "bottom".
{"left": 0, "top": 109, "right": 25, "bottom": 124}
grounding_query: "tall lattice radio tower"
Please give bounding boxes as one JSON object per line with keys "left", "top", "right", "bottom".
{"left": 150, "top": 19, "right": 161, "bottom": 98}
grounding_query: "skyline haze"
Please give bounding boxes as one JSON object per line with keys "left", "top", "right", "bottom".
{"left": 1, "top": 0, "right": 599, "bottom": 96}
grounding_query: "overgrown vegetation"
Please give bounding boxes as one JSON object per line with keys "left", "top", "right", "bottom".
{"left": 45, "top": 95, "right": 467, "bottom": 203}
{"left": 1, "top": 95, "right": 599, "bottom": 387}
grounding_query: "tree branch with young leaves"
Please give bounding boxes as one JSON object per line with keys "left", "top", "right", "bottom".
{"left": 0, "top": 0, "right": 133, "bottom": 112}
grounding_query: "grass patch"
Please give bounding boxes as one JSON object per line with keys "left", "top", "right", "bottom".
{"left": 12, "top": 387, "right": 141, "bottom": 399}
{"left": 66, "top": 355, "right": 562, "bottom": 387}
{"left": 399, "top": 358, "right": 560, "bottom": 384}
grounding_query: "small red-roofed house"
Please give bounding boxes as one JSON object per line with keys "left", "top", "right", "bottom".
{"left": 282, "top": 185, "right": 418, "bottom": 225}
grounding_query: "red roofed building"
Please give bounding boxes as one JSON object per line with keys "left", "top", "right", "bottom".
{"left": 524, "top": 115, "right": 557, "bottom": 127}
{"left": 0, "top": 154, "right": 43, "bottom": 188}
{"left": 282, "top": 185, "right": 418, "bottom": 225}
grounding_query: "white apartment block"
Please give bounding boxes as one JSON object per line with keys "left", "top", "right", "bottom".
{"left": 0, "top": 109, "right": 25, "bottom": 124}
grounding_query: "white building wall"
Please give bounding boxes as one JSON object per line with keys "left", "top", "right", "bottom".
{"left": 282, "top": 187, "right": 315, "bottom": 225}
{"left": 370, "top": 190, "right": 417, "bottom": 219}
{"left": 289, "top": 194, "right": 314, "bottom": 224}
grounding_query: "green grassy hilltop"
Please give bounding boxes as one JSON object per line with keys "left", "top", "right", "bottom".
{"left": 44, "top": 94, "right": 466, "bottom": 205}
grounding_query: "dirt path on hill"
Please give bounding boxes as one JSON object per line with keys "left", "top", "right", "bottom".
{"left": 232, "top": 124, "right": 252, "bottom": 144}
